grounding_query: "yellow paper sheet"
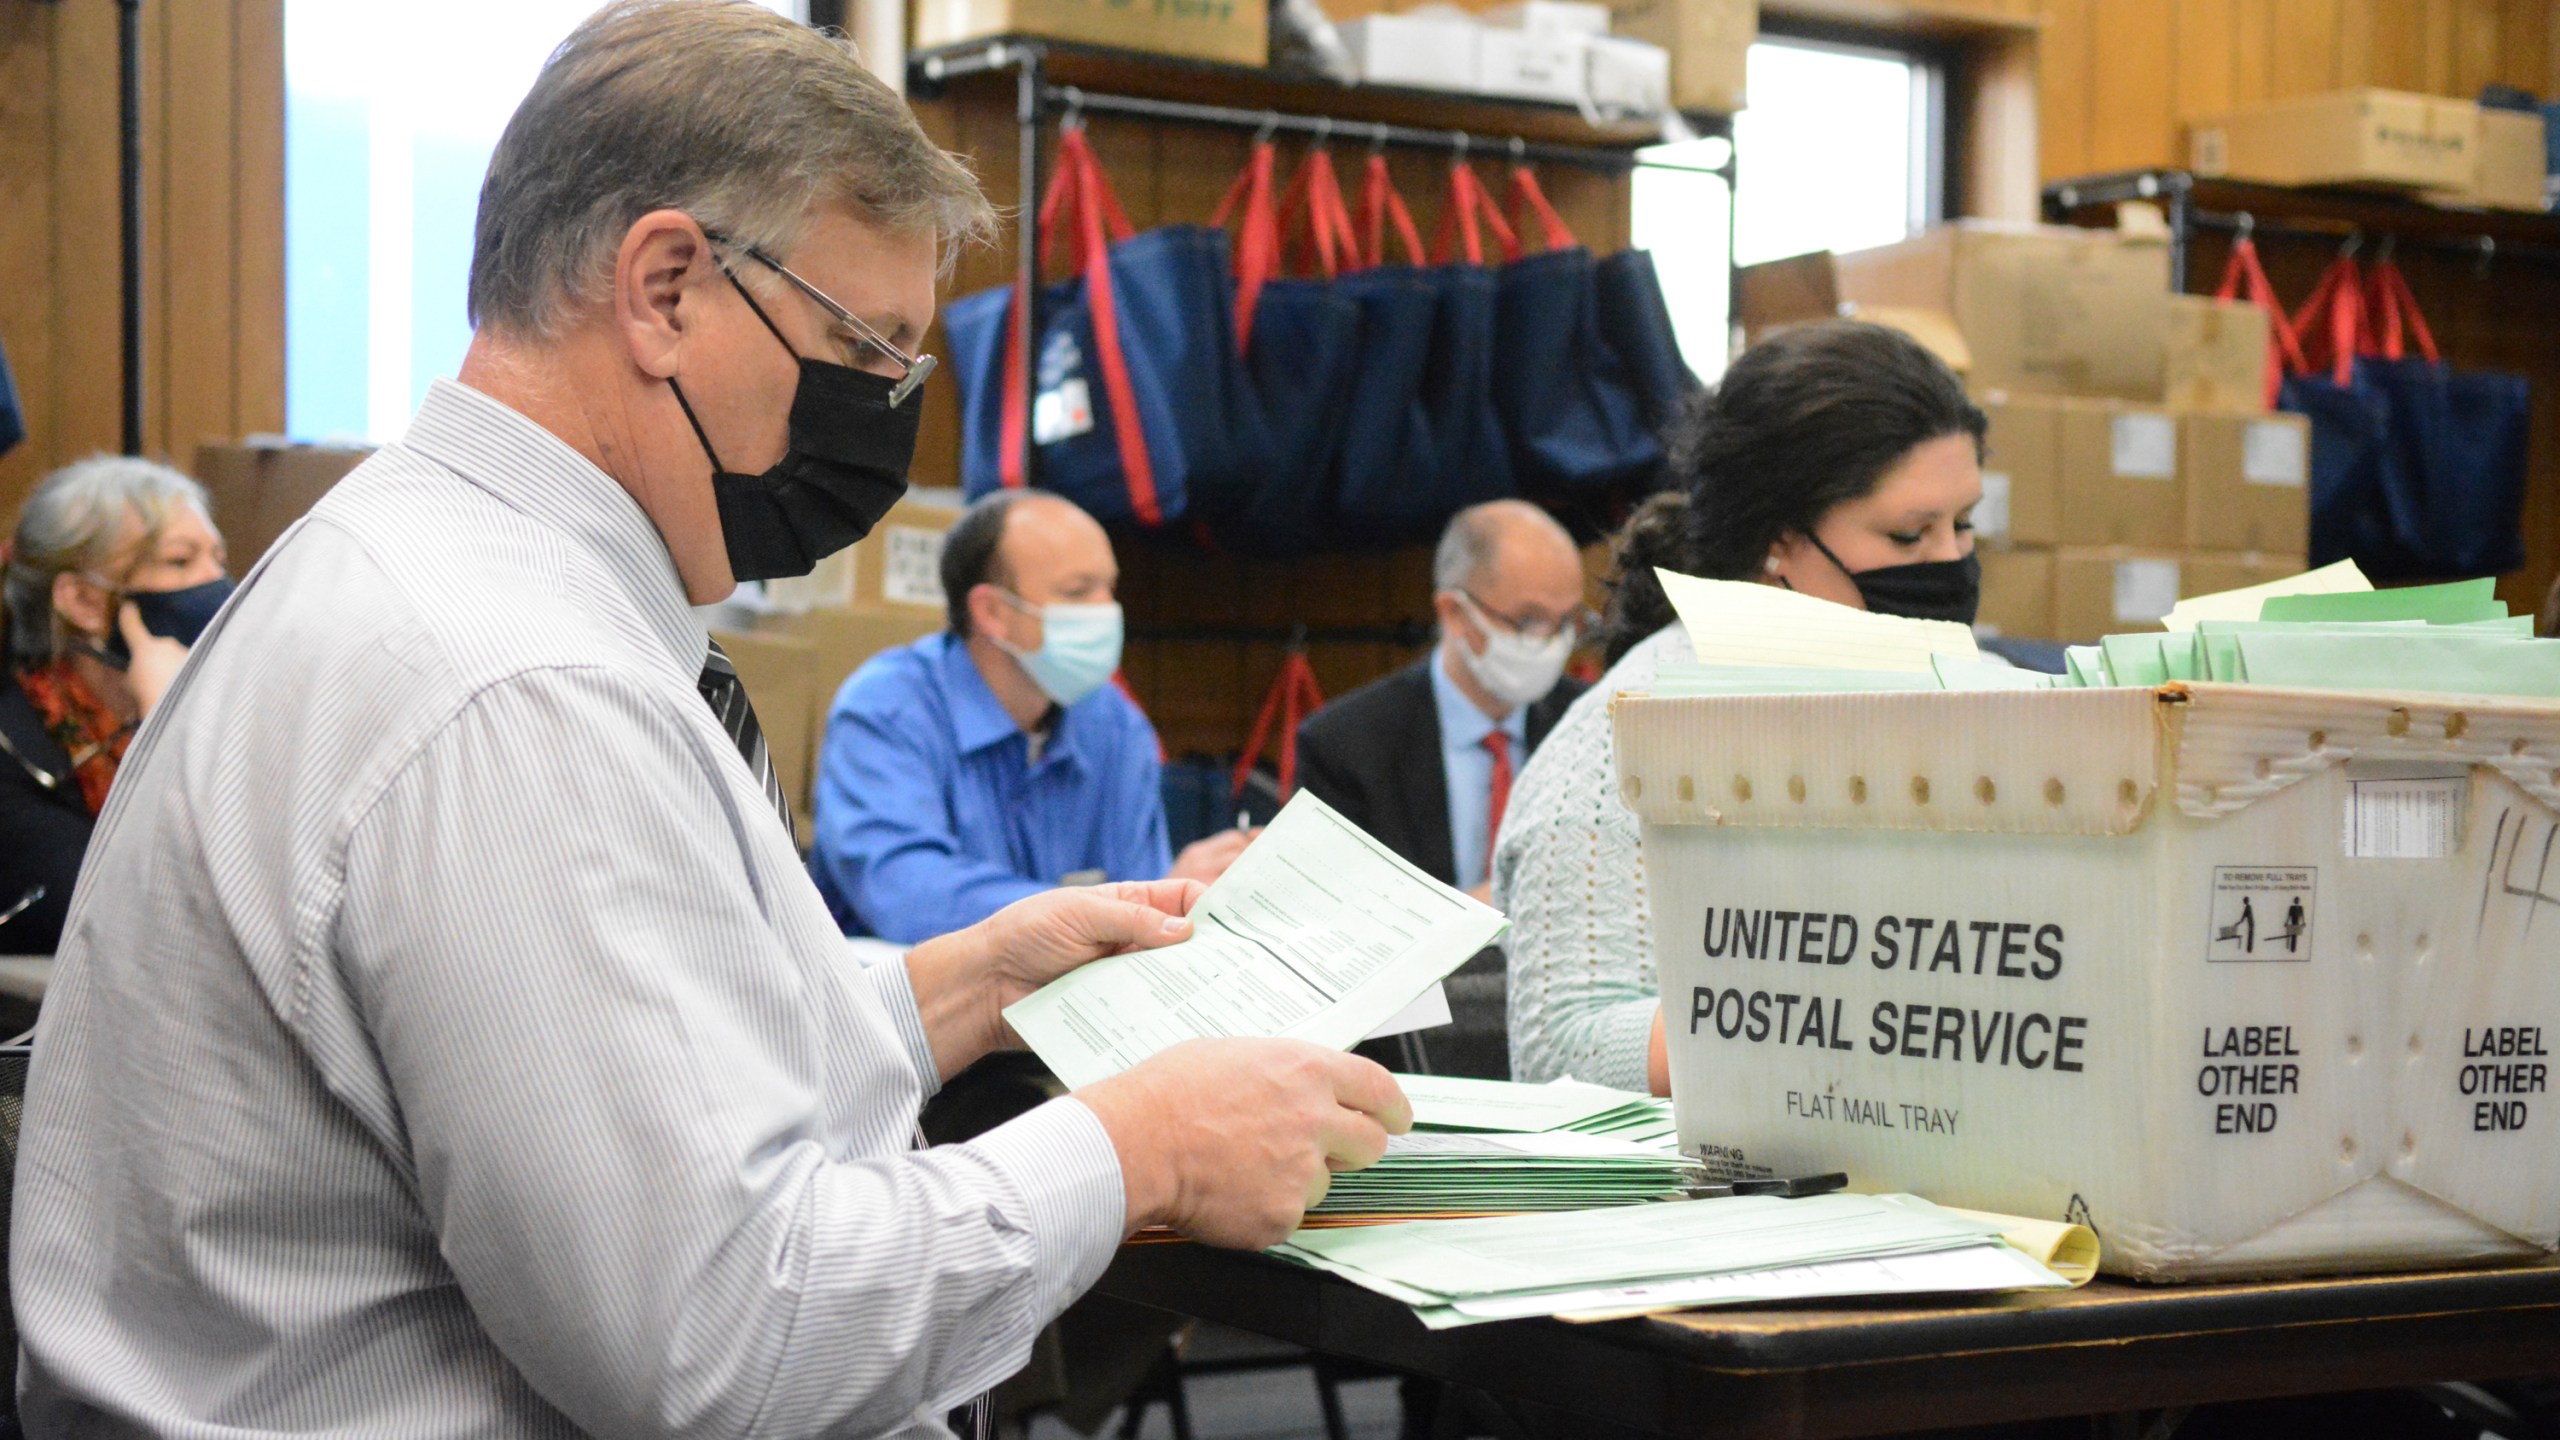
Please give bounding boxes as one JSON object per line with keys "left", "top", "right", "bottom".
{"left": 1942, "top": 1207, "right": 2101, "bottom": 1285}
{"left": 1656, "top": 569, "right": 1979, "bottom": 674}
{"left": 2161, "top": 559, "right": 2371, "bottom": 634}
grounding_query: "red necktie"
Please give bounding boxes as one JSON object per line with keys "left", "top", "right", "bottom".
{"left": 1483, "top": 730, "right": 1515, "bottom": 845}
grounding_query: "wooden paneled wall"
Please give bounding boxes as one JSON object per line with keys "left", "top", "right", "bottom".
{"left": 2033, "top": 0, "right": 2560, "bottom": 180}
{"left": 0, "top": 0, "right": 284, "bottom": 525}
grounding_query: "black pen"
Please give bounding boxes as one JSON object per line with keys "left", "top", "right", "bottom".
{"left": 1681, "top": 1171, "right": 1849, "bottom": 1200}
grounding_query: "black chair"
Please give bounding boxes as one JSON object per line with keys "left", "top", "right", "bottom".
{"left": 0, "top": 1042, "right": 31, "bottom": 1440}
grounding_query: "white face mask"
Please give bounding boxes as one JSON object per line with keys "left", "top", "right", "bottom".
{"left": 1451, "top": 592, "right": 1574, "bottom": 712}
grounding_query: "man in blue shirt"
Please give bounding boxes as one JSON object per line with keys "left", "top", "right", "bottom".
{"left": 810, "top": 490, "right": 1250, "bottom": 941}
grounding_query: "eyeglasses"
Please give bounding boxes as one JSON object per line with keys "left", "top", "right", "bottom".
{"left": 702, "top": 229, "right": 937, "bottom": 408}
{"left": 1455, "top": 590, "right": 1597, "bottom": 644}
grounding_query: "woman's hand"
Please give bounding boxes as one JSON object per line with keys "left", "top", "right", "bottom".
{"left": 118, "top": 603, "right": 191, "bottom": 720}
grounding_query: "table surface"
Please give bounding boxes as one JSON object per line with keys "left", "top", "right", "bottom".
{"left": 1095, "top": 1241, "right": 2560, "bottom": 1439}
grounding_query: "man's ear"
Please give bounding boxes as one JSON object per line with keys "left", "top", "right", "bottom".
{"left": 967, "top": 582, "right": 1014, "bottom": 643}
{"left": 614, "top": 210, "right": 712, "bottom": 381}
{"left": 1433, "top": 590, "right": 1479, "bottom": 651}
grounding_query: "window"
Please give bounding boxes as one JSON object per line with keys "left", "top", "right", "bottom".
{"left": 1732, "top": 35, "right": 1943, "bottom": 269}
{"left": 283, "top": 0, "right": 805, "bottom": 442}
{"left": 1631, "top": 33, "right": 1946, "bottom": 383}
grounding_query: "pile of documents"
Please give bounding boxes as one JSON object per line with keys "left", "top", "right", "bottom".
{"left": 1648, "top": 563, "right": 2560, "bottom": 698}
{"left": 2057, "top": 572, "right": 2560, "bottom": 693}
{"left": 1274, "top": 1191, "right": 2092, "bottom": 1328}
{"left": 1004, "top": 785, "right": 2103, "bottom": 1323}
{"left": 1312, "top": 1130, "right": 1704, "bottom": 1216}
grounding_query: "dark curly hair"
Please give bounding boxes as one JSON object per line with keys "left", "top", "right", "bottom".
{"left": 1599, "top": 320, "right": 1986, "bottom": 664}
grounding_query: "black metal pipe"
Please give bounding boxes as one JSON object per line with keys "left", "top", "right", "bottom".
{"left": 2180, "top": 207, "right": 2560, "bottom": 268}
{"left": 1041, "top": 84, "right": 1720, "bottom": 175}
{"left": 118, "top": 0, "right": 144, "bottom": 456}
{"left": 1014, "top": 48, "right": 1042, "bottom": 488}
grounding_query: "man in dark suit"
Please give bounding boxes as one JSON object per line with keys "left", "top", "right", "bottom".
{"left": 1298, "top": 500, "right": 1591, "bottom": 1079}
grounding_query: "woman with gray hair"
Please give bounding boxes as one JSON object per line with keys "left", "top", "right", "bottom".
{"left": 0, "top": 454, "right": 229, "bottom": 953}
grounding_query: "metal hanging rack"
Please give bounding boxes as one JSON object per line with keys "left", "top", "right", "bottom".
{"left": 2044, "top": 169, "right": 2560, "bottom": 290}
{"left": 910, "top": 37, "right": 1736, "bottom": 490}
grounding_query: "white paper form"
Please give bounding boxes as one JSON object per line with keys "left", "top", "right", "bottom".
{"left": 1459, "top": 1243, "right": 2072, "bottom": 1325}
{"left": 1005, "top": 790, "right": 1508, "bottom": 1089}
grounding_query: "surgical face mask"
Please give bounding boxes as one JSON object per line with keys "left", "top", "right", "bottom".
{"left": 1452, "top": 592, "right": 1575, "bottom": 712}
{"left": 1804, "top": 533, "right": 1981, "bottom": 626}
{"left": 668, "top": 261, "right": 922, "bottom": 583}
{"left": 994, "top": 595, "right": 1125, "bottom": 708}
{"left": 76, "top": 573, "right": 236, "bottom": 670}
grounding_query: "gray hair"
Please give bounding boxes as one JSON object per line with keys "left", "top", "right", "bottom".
{"left": 5, "top": 456, "right": 213, "bottom": 668}
{"left": 1432, "top": 500, "right": 1572, "bottom": 593}
{"left": 467, "top": 0, "right": 996, "bottom": 338}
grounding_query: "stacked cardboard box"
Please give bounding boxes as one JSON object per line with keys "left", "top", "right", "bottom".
{"left": 754, "top": 491, "right": 966, "bottom": 829}
{"left": 2189, "top": 89, "right": 2550, "bottom": 214}
{"left": 914, "top": 0, "right": 1269, "bottom": 66}
{"left": 193, "top": 441, "right": 375, "bottom": 574}
{"left": 1742, "top": 224, "right": 2313, "bottom": 645}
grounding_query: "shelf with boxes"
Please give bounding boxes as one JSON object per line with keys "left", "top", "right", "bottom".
{"left": 908, "top": 0, "right": 1750, "bottom": 123}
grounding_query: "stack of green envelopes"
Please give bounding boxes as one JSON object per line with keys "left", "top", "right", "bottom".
{"left": 1646, "top": 568, "right": 2560, "bottom": 700}
{"left": 1313, "top": 1130, "right": 1704, "bottom": 1215}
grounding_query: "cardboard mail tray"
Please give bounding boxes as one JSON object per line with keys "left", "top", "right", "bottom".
{"left": 1615, "top": 684, "right": 2560, "bottom": 1280}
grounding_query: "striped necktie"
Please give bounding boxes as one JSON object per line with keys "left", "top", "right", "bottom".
{"left": 700, "top": 640, "right": 980, "bottom": 1436}
{"left": 696, "top": 639, "right": 795, "bottom": 846}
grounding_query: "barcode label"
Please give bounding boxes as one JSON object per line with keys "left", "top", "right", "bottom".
{"left": 2343, "top": 776, "right": 2467, "bottom": 859}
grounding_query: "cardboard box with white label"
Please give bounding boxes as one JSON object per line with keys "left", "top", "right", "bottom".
{"left": 2053, "top": 548, "right": 2184, "bottom": 643}
{"left": 2184, "top": 411, "right": 2310, "bottom": 555}
{"left": 1615, "top": 684, "right": 2560, "bottom": 1279}
{"left": 761, "top": 492, "right": 964, "bottom": 615}
{"left": 2058, "top": 401, "right": 2183, "bottom": 550}
{"left": 1973, "top": 393, "right": 2065, "bottom": 549}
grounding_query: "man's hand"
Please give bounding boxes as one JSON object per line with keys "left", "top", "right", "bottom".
{"left": 1168, "top": 828, "right": 1255, "bottom": 886}
{"left": 904, "top": 880, "right": 1203, "bottom": 1079}
{"left": 1078, "top": 1039, "right": 1410, "bottom": 1248}
{"left": 118, "top": 603, "right": 191, "bottom": 720}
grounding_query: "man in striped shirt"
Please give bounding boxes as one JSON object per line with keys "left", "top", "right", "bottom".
{"left": 12, "top": 3, "right": 1406, "bottom": 1435}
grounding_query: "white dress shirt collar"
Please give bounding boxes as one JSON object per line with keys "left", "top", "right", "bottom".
{"left": 402, "top": 376, "right": 707, "bottom": 676}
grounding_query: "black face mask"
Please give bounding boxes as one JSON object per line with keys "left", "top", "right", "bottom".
{"left": 669, "top": 269, "right": 920, "bottom": 583}
{"left": 84, "top": 575, "right": 236, "bottom": 670}
{"left": 1805, "top": 533, "right": 1981, "bottom": 626}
